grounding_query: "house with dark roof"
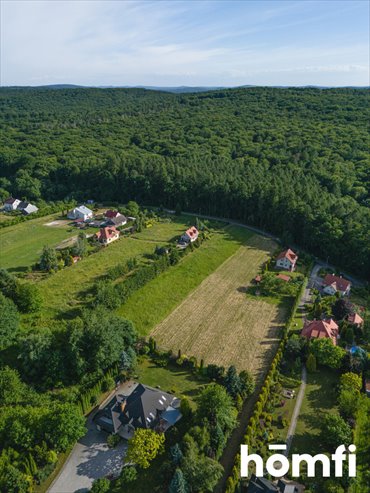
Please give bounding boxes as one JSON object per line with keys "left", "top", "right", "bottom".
{"left": 3, "top": 197, "right": 21, "bottom": 211}
{"left": 323, "top": 274, "right": 351, "bottom": 297}
{"left": 17, "top": 201, "right": 39, "bottom": 215}
{"left": 275, "top": 249, "right": 298, "bottom": 271}
{"left": 246, "top": 475, "right": 303, "bottom": 493}
{"left": 103, "top": 215, "right": 127, "bottom": 228}
{"left": 94, "top": 384, "right": 182, "bottom": 439}
{"left": 301, "top": 318, "right": 339, "bottom": 345}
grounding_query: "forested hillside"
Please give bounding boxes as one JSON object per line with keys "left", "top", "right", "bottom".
{"left": 0, "top": 87, "right": 369, "bottom": 276}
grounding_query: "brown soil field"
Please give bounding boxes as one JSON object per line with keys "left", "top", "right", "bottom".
{"left": 151, "top": 235, "right": 288, "bottom": 383}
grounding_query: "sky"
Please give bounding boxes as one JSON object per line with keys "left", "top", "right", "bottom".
{"left": 1, "top": 0, "right": 369, "bottom": 87}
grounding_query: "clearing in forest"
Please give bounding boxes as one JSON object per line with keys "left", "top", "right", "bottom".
{"left": 151, "top": 235, "right": 288, "bottom": 382}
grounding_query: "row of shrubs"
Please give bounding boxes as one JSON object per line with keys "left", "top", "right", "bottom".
{"left": 78, "top": 365, "right": 119, "bottom": 415}
{"left": 94, "top": 233, "right": 208, "bottom": 309}
{"left": 224, "top": 269, "right": 311, "bottom": 493}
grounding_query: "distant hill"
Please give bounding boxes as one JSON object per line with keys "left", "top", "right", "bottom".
{"left": 1, "top": 84, "right": 368, "bottom": 93}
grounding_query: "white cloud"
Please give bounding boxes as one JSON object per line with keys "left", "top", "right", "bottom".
{"left": 1, "top": 0, "right": 368, "bottom": 86}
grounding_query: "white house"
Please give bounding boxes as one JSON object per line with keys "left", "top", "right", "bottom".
{"left": 323, "top": 274, "right": 351, "bottom": 297}
{"left": 275, "top": 249, "right": 298, "bottom": 271}
{"left": 3, "top": 197, "right": 21, "bottom": 211}
{"left": 17, "top": 201, "right": 39, "bottom": 215}
{"left": 67, "top": 205, "right": 94, "bottom": 221}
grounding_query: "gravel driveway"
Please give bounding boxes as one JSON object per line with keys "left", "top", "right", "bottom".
{"left": 48, "top": 382, "right": 137, "bottom": 493}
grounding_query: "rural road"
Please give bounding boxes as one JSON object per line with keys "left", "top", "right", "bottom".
{"left": 164, "top": 209, "right": 366, "bottom": 287}
{"left": 284, "top": 366, "right": 307, "bottom": 456}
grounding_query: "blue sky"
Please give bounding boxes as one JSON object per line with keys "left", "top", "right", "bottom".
{"left": 1, "top": 0, "right": 369, "bottom": 86}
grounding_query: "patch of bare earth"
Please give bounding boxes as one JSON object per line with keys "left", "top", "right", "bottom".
{"left": 151, "top": 235, "right": 287, "bottom": 383}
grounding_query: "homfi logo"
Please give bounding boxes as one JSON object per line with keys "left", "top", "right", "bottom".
{"left": 241, "top": 444, "right": 357, "bottom": 478}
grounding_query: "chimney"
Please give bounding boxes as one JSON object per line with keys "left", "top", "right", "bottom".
{"left": 120, "top": 401, "right": 126, "bottom": 413}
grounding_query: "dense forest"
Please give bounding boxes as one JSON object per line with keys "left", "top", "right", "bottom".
{"left": 0, "top": 87, "right": 369, "bottom": 276}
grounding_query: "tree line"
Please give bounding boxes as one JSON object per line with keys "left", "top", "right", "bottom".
{"left": 0, "top": 87, "right": 369, "bottom": 277}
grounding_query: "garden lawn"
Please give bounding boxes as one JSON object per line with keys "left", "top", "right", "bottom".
{"left": 135, "top": 357, "right": 209, "bottom": 406}
{"left": 0, "top": 214, "right": 78, "bottom": 272}
{"left": 117, "top": 225, "right": 254, "bottom": 335}
{"left": 290, "top": 367, "right": 338, "bottom": 456}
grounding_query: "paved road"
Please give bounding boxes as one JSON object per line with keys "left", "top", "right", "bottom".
{"left": 284, "top": 366, "right": 307, "bottom": 457}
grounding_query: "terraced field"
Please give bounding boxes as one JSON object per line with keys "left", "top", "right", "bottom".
{"left": 151, "top": 235, "right": 288, "bottom": 381}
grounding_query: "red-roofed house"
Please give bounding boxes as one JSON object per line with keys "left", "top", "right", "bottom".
{"left": 181, "top": 226, "right": 199, "bottom": 243}
{"left": 104, "top": 210, "right": 122, "bottom": 219}
{"left": 276, "top": 249, "right": 298, "bottom": 271}
{"left": 301, "top": 318, "right": 339, "bottom": 345}
{"left": 277, "top": 274, "right": 291, "bottom": 282}
{"left": 96, "top": 226, "right": 120, "bottom": 245}
{"left": 323, "top": 274, "right": 351, "bottom": 297}
{"left": 3, "top": 197, "right": 21, "bottom": 211}
{"left": 347, "top": 313, "right": 364, "bottom": 328}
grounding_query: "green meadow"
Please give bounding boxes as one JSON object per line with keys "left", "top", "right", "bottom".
{"left": 0, "top": 214, "right": 76, "bottom": 272}
{"left": 117, "top": 225, "right": 253, "bottom": 335}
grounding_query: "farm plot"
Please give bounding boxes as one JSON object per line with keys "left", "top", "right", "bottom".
{"left": 151, "top": 235, "right": 288, "bottom": 382}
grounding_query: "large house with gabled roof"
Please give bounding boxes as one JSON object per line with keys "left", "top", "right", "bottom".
{"left": 67, "top": 205, "right": 93, "bottom": 221}
{"left": 323, "top": 274, "right": 351, "bottom": 297}
{"left": 301, "top": 318, "right": 339, "bottom": 345}
{"left": 94, "top": 383, "right": 182, "bottom": 439}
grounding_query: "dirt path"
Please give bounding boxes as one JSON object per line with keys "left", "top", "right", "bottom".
{"left": 284, "top": 366, "right": 307, "bottom": 456}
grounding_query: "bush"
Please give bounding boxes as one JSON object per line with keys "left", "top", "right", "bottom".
{"left": 119, "top": 466, "right": 137, "bottom": 484}
{"left": 91, "top": 478, "right": 110, "bottom": 493}
{"left": 107, "top": 433, "right": 121, "bottom": 448}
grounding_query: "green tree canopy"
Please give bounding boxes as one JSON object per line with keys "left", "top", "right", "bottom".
{"left": 126, "top": 429, "right": 165, "bottom": 469}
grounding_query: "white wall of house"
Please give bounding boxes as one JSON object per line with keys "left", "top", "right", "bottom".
{"left": 276, "top": 258, "right": 295, "bottom": 271}
{"left": 4, "top": 199, "right": 21, "bottom": 211}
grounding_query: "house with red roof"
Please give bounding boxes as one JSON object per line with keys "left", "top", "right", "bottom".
{"left": 275, "top": 249, "right": 298, "bottom": 271}
{"left": 96, "top": 226, "right": 120, "bottom": 245}
{"left": 181, "top": 226, "right": 199, "bottom": 243}
{"left": 323, "top": 274, "right": 351, "bottom": 297}
{"left": 277, "top": 274, "right": 291, "bottom": 282}
{"left": 347, "top": 312, "right": 364, "bottom": 328}
{"left": 104, "top": 210, "right": 122, "bottom": 219}
{"left": 301, "top": 318, "right": 339, "bottom": 345}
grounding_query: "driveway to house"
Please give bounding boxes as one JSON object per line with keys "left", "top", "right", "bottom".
{"left": 284, "top": 366, "right": 307, "bottom": 456}
{"left": 48, "top": 381, "right": 136, "bottom": 493}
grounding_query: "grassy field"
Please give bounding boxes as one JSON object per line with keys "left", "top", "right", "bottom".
{"left": 36, "top": 217, "right": 196, "bottom": 320}
{"left": 0, "top": 214, "right": 78, "bottom": 272}
{"left": 117, "top": 225, "right": 254, "bottom": 336}
{"left": 290, "top": 368, "right": 338, "bottom": 456}
{"left": 150, "top": 234, "right": 288, "bottom": 380}
{"left": 0, "top": 212, "right": 13, "bottom": 224}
